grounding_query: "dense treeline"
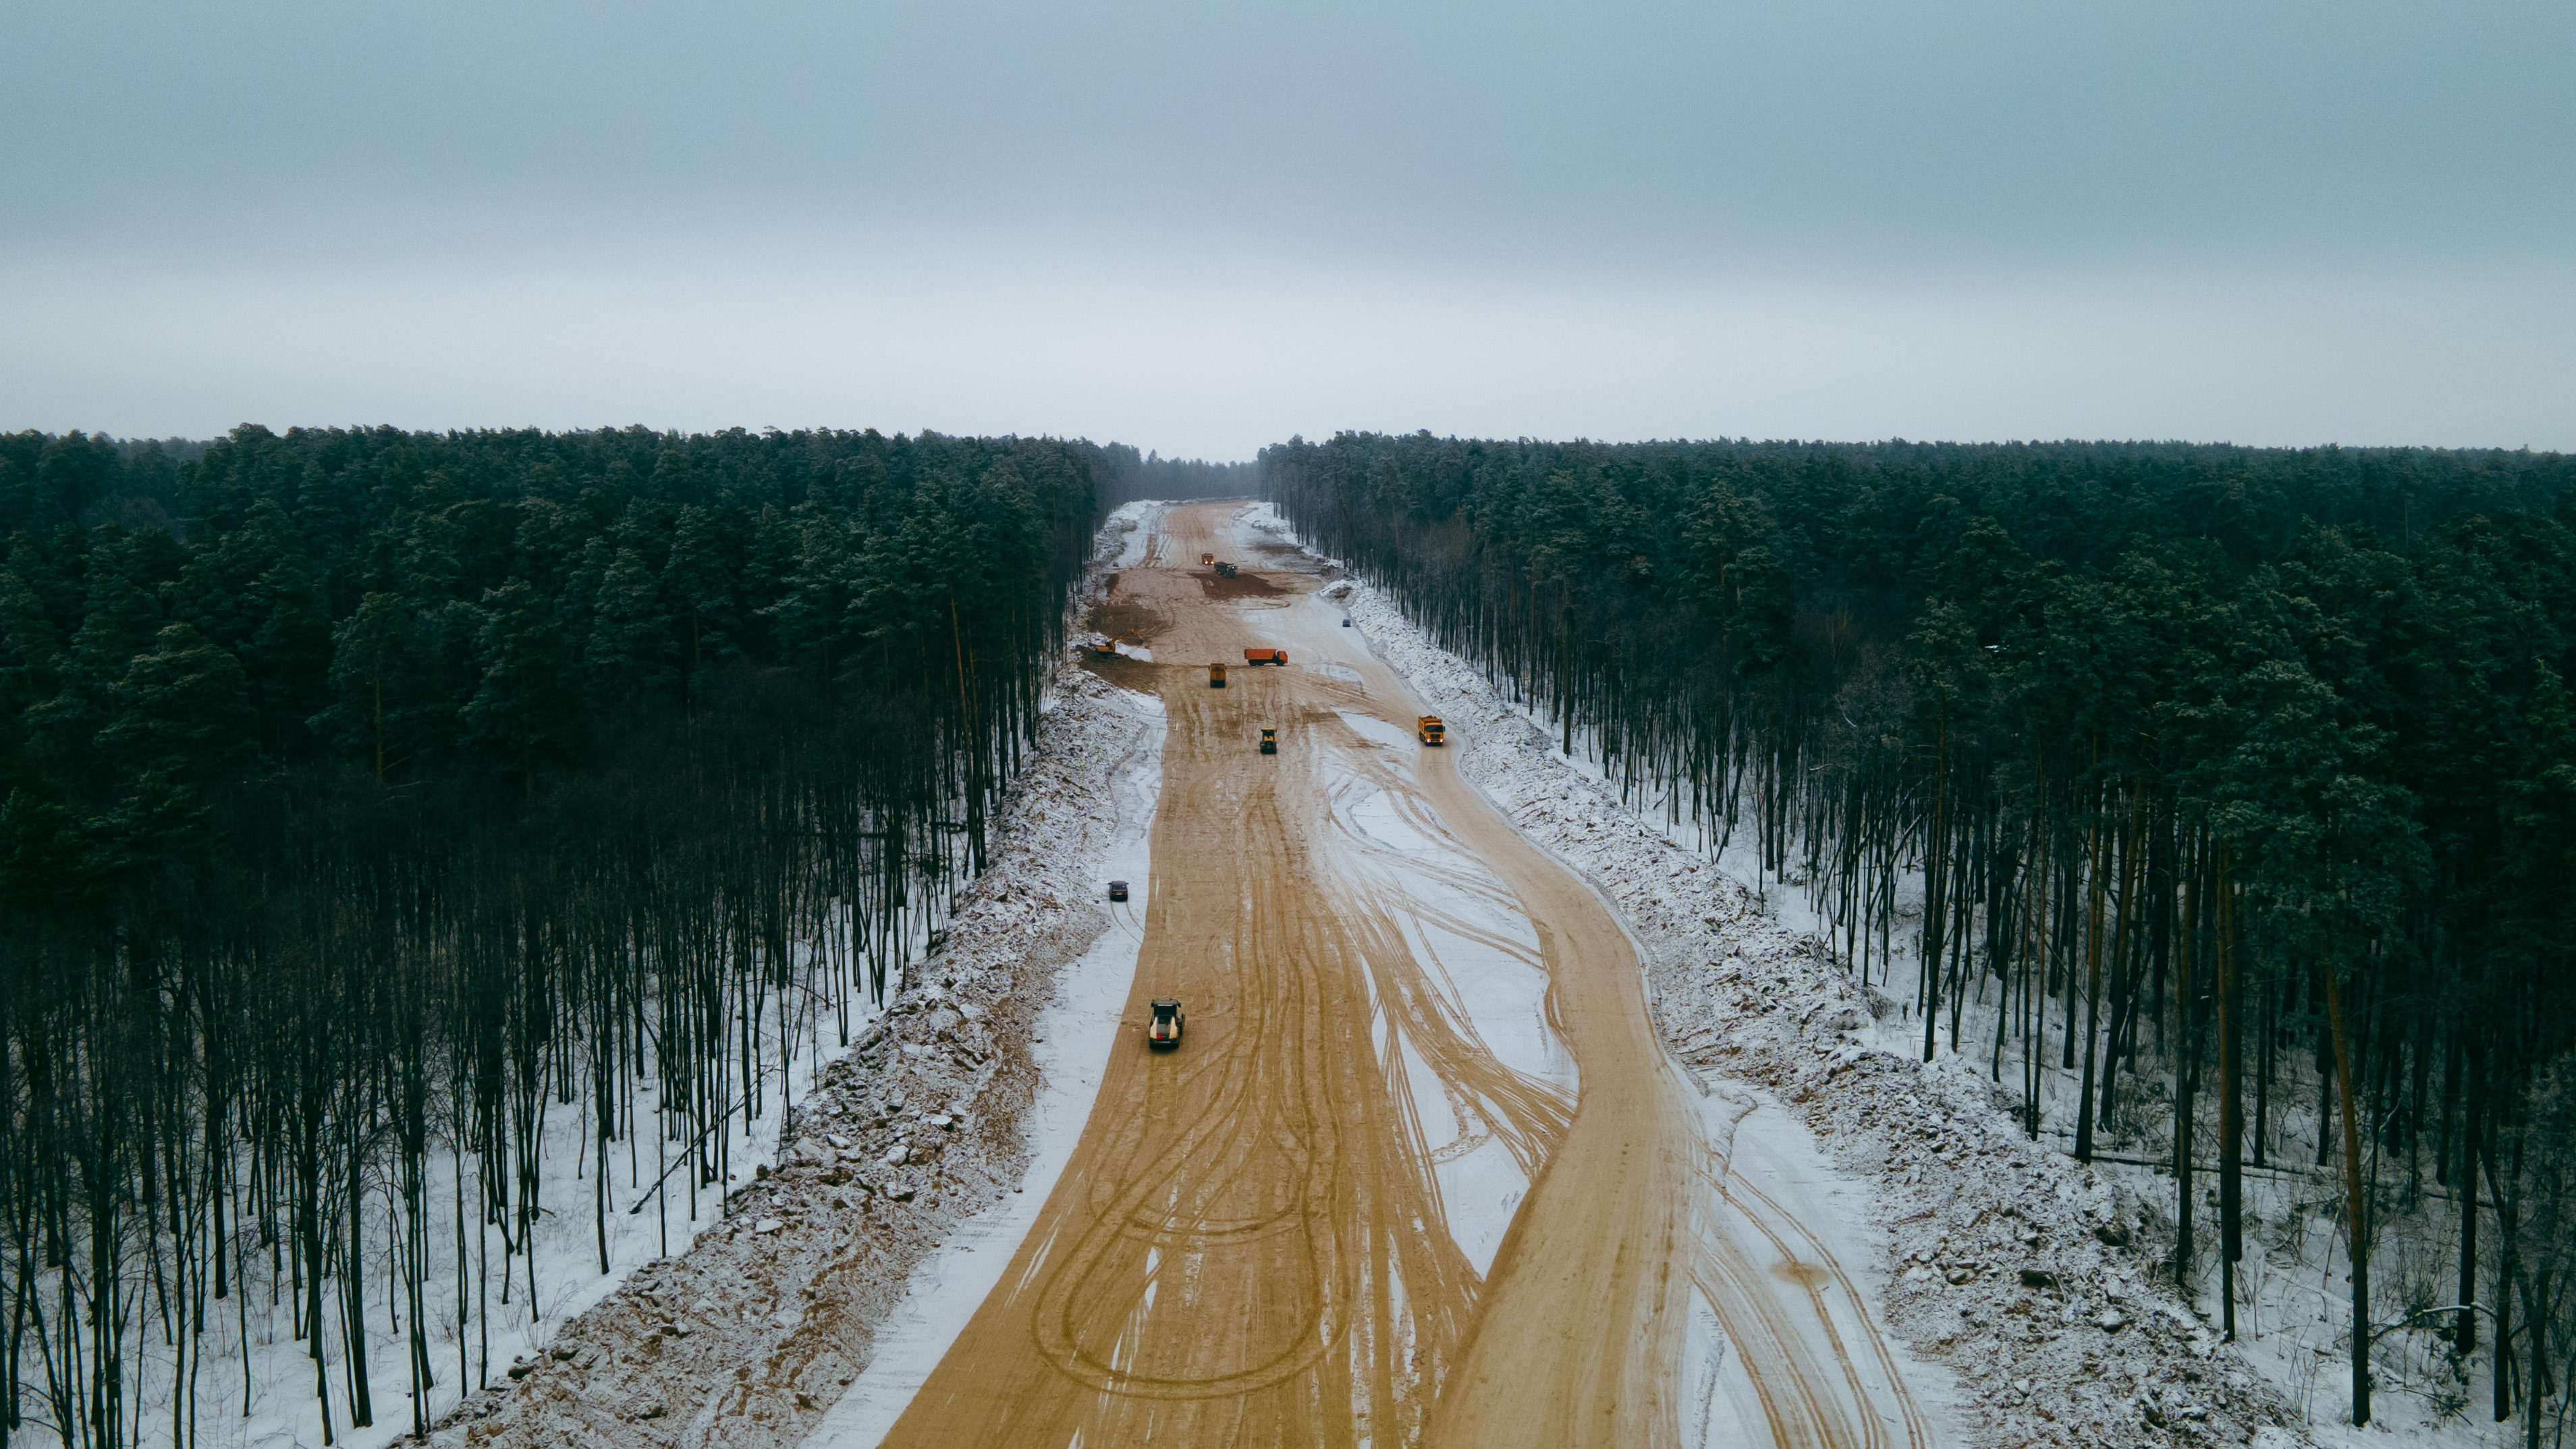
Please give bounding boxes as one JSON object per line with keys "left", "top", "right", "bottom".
{"left": 1267, "top": 432, "right": 2576, "bottom": 1435}
{"left": 1093, "top": 445, "right": 1259, "bottom": 512}
{"left": 1, "top": 425, "right": 1103, "bottom": 1446}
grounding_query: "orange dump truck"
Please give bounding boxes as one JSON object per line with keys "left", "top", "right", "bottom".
{"left": 1243, "top": 647, "right": 1288, "bottom": 666}
{"left": 1417, "top": 715, "right": 1446, "bottom": 745}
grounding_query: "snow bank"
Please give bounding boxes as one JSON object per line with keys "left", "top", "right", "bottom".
{"left": 1105, "top": 499, "right": 1162, "bottom": 570}
{"left": 802, "top": 689, "right": 1161, "bottom": 1448}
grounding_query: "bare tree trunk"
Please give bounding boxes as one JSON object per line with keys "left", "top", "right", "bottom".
{"left": 2075, "top": 779, "right": 2108, "bottom": 1161}
{"left": 2461, "top": 1037, "right": 2484, "bottom": 1357}
{"left": 1921, "top": 701, "right": 1946, "bottom": 1063}
{"left": 2217, "top": 842, "right": 2242, "bottom": 1341}
{"left": 2524, "top": 1267, "right": 2551, "bottom": 1449}
{"left": 2326, "top": 954, "right": 2371, "bottom": 1425}
{"left": 2487, "top": 1126, "right": 2523, "bottom": 1424}
{"left": 2174, "top": 838, "right": 2199, "bottom": 1298}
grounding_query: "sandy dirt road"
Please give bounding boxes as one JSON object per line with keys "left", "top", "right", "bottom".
{"left": 853, "top": 503, "right": 1935, "bottom": 1449}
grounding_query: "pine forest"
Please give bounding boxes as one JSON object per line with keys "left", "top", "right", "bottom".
{"left": 1266, "top": 432, "right": 2576, "bottom": 1434}
{"left": 0, "top": 426, "right": 1103, "bottom": 1446}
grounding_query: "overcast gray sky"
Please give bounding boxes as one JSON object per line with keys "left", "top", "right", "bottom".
{"left": 5, "top": 0, "right": 2569, "bottom": 456}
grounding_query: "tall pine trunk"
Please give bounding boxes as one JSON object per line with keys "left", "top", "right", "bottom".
{"left": 2325, "top": 952, "right": 2370, "bottom": 1425}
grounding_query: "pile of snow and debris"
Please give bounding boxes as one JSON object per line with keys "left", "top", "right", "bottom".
{"left": 1071, "top": 628, "right": 1153, "bottom": 661}
{"left": 430, "top": 518, "right": 1163, "bottom": 1449}
{"left": 1319, "top": 565, "right": 2311, "bottom": 1449}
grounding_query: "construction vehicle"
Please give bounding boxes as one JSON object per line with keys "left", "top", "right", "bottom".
{"left": 1213, "top": 561, "right": 1237, "bottom": 578}
{"left": 1199, "top": 552, "right": 1215, "bottom": 566}
{"left": 1147, "top": 998, "right": 1184, "bottom": 1049}
{"left": 1417, "top": 715, "right": 1446, "bottom": 746}
{"left": 1243, "top": 647, "right": 1288, "bottom": 667}
{"left": 1108, "top": 880, "right": 1128, "bottom": 902}
{"left": 1209, "top": 662, "right": 1226, "bottom": 688}
{"left": 1260, "top": 728, "right": 1278, "bottom": 754}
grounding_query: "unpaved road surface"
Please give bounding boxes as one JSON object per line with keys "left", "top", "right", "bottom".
{"left": 842, "top": 503, "right": 1936, "bottom": 1449}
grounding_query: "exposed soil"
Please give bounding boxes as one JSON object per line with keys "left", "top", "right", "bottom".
{"left": 1084, "top": 598, "right": 1161, "bottom": 643}
{"left": 862, "top": 503, "right": 1938, "bottom": 1449}
{"left": 1078, "top": 655, "right": 1173, "bottom": 694}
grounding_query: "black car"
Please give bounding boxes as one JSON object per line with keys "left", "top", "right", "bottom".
{"left": 1147, "top": 998, "right": 1184, "bottom": 1049}
{"left": 1107, "top": 880, "right": 1128, "bottom": 902}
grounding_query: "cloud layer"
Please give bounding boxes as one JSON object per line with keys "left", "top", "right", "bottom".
{"left": 7, "top": 0, "right": 2570, "bottom": 452}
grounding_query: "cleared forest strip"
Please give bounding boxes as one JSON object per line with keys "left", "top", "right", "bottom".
{"left": 1328, "top": 570, "right": 2314, "bottom": 1449}
{"left": 424, "top": 528, "right": 1165, "bottom": 1449}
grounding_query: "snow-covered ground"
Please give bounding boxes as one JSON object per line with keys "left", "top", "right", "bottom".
{"left": 23, "top": 507, "right": 1184, "bottom": 1449}
{"left": 1262, "top": 491, "right": 2538, "bottom": 1447}
{"left": 1107, "top": 499, "right": 1163, "bottom": 568}
{"left": 1317, "top": 710, "right": 1575, "bottom": 1276}
{"left": 1266, "top": 489, "right": 2531, "bottom": 1448}
{"left": 1253, "top": 498, "right": 2308, "bottom": 1449}
{"left": 97, "top": 921, "right": 891, "bottom": 1449}
{"left": 404, "top": 506, "right": 1170, "bottom": 1448}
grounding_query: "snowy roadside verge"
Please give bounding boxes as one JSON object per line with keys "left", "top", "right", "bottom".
{"left": 802, "top": 686, "right": 1161, "bottom": 1447}
{"left": 1316, "top": 559, "right": 2309, "bottom": 1449}
{"left": 433, "top": 509, "right": 1165, "bottom": 1449}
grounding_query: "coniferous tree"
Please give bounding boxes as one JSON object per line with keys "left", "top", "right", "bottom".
{"left": 1267, "top": 431, "right": 2576, "bottom": 1434}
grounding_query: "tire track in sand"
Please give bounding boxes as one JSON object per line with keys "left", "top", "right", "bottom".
{"left": 844, "top": 502, "right": 1936, "bottom": 1449}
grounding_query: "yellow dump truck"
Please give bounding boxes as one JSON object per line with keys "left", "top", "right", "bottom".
{"left": 1417, "top": 715, "right": 1446, "bottom": 745}
{"left": 1209, "top": 662, "right": 1226, "bottom": 688}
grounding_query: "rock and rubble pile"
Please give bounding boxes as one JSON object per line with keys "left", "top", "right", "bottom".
{"left": 430, "top": 518, "right": 1158, "bottom": 1449}
{"left": 1334, "top": 575, "right": 2311, "bottom": 1449}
